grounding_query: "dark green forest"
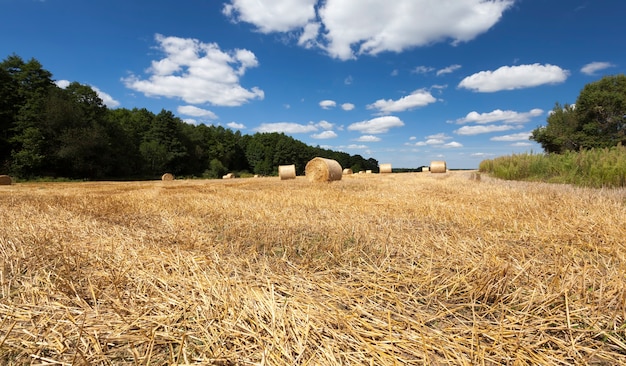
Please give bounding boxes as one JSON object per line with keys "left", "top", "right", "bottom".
{"left": 0, "top": 54, "right": 378, "bottom": 180}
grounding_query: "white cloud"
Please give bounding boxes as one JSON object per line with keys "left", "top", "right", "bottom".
{"left": 224, "top": 0, "right": 514, "bottom": 60}
{"left": 580, "top": 61, "right": 615, "bottom": 75}
{"left": 346, "top": 144, "right": 368, "bottom": 149}
{"left": 436, "top": 64, "right": 461, "bottom": 76}
{"left": 341, "top": 103, "right": 355, "bottom": 111}
{"left": 454, "top": 124, "right": 519, "bottom": 135}
{"left": 317, "top": 120, "right": 334, "bottom": 130}
{"left": 123, "top": 34, "right": 264, "bottom": 106}
{"left": 443, "top": 141, "right": 463, "bottom": 148}
{"left": 55, "top": 80, "right": 121, "bottom": 108}
{"left": 227, "top": 121, "right": 246, "bottom": 129}
{"left": 347, "top": 116, "right": 404, "bottom": 134}
{"left": 455, "top": 108, "right": 544, "bottom": 124}
{"left": 367, "top": 89, "right": 437, "bottom": 113}
{"left": 490, "top": 132, "right": 532, "bottom": 141}
{"left": 177, "top": 105, "right": 218, "bottom": 119}
{"left": 223, "top": 0, "right": 317, "bottom": 33}
{"left": 356, "top": 135, "right": 381, "bottom": 142}
{"left": 255, "top": 122, "right": 318, "bottom": 133}
{"left": 511, "top": 142, "right": 533, "bottom": 147}
{"left": 311, "top": 130, "right": 338, "bottom": 139}
{"left": 319, "top": 100, "right": 337, "bottom": 109}
{"left": 413, "top": 66, "right": 435, "bottom": 74}
{"left": 344, "top": 75, "right": 353, "bottom": 85}
{"left": 458, "top": 64, "right": 569, "bottom": 92}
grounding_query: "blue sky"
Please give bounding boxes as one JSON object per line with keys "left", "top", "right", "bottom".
{"left": 2, "top": 0, "right": 625, "bottom": 169}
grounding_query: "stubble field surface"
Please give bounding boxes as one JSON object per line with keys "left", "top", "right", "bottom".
{"left": 1, "top": 171, "right": 626, "bottom": 365}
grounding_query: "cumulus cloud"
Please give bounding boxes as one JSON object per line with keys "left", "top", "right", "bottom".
{"left": 436, "top": 64, "right": 462, "bottom": 76}
{"left": 255, "top": 122, "right": 318, "bottom": 133}
{"left": 490, "top": 132, "right": 532, "bottom": 141}
{"left": 454, "top": 108, "right": 544, "bottom": 124}
{"left": 443, "top": 141, "right": 463, "bottom": 148}
{"left": 123, "top": 34, "right": 264, "bottom": 106}
{"left": 317, "top": 120, "right": 334, "bottom": 130}
{"left": 356, "top": 135, "right": 381, "bottom": 142}
{"left": 227, "top": 121, "right": 246, "bottom": 129}
{"left": 311, "top": 130, "right": 338, "bottom": 139}
{"left": 341, "top": 103, "right": 355, "bottom": 111}
{"left": 177, "top": 105, "right": 218, "bottom": 119}
{"left": 55, "top": 80, "right": 121, "bottom": 108}
{"left": 319, "top": 100, "right": 337, "bottom": 109}
{"left": 367, "top": 89, "right": 437, "bottom": 114}
{"left": 580, "top": 61, "right": 615, "bottom": 75}
{"left": 454, "top": 124, "right": 520, "bottom": 135}
{"left": 348, "top": 116, "right": 404, "bottom": 134}
{"left": 223, "top": 0, "right": 514, "bottom": 60}
{"left": 458, "top": 64, "right": 569, "bottom": 92}
{"left": 413, "top": 66, "right": 435, "bottom": 74}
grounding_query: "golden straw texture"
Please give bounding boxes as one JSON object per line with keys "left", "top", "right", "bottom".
{"left": 278, "top": 164, "right": 296, "bottom": 180}
{"left": 430, "top": 161, "right": 447, "bottom": 173}
{"left": 305, "top": 157, "right": 342, "bottom": 182}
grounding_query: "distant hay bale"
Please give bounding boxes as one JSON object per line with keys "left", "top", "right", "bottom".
{"left": 429, "top": 161, "right": 447, "bottom": 174}
{"left": 0, "top": 175, "right": 12, "bottom": 185}
{"left": 422, "top": 166, "right": 429, "bottom": 172}
{"left": 379, "top": 163, "right": 392, "bottom": 174}
{"left": 254, "top": 174, "right": 260, "bottom": 178}
{"left": 470, "top": 172, "right": 481, "bottom": 181}
{"left": 278, "top": 164, "right": 296, "bottom": 180}
{"left": 305, "top": 157, "right": 342, "bottom": 182}
{"left": 366, "top": 170, "right": 372, "bottom": 174}
{"left": 161, "top": 173, "right": 174, "bottom": 181}
{"left": 222, "top": 173, "right": 234, "bottom": 179}
{"left": 343, "top": 168, "right": 353, "bottom": 175}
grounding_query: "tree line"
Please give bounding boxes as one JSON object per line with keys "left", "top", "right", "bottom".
{"left": 0, "top": 54, "right": 378, "bottom": 180}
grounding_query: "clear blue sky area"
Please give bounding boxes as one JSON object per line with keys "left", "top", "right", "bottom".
{"left": 2, "top": 0, "right": 625, "bottom": 168}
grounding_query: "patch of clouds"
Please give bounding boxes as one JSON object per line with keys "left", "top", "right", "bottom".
{"left": 454, "top": 124, "right": 521, "bottom": 135}
{"left": 580, "top": 61, "right": 615, "bottom": 75}
{"left": 458, "top": 63, "right": 569, "bottom": 92}
{"left": 319, "top": 99, "right": 337, "bottom": 109}
{"left": 227, "top": 121, "right": 246, "bottom": 129}
{"left": 454, "top": 108, "right": 544, "bottom": 124}
{"left": 341, "top": 103, "right": 355, "bottom": 111}
{"left": 55, "top": 79, "right": 121, "bottom": 108}
{"left": 123, "top": 34, "right": 264, "bottom": 106}
{"left": 223, "top": 0, "right": 515, "bottom": 60}
{"left": 311, "top": 130, "right": 338, "bottom": 139}
{"left": 177, "top": 105, "right": 218, "bottom": 119}
{"left": 490, "top": 132, "right": 532, "bottom": 141}
{"left": 347, "top": 116, "right": 404, "bottom": 134}
{"left": 367, "top": 89, "right": 437, "bottom": 114}
{"left": 436, "top": 64, "right": 462, "bottom": 76}
{"left": 356, "top": 135, "right": 381, "bottom": 142}
{"left": 255, "top": 120, "right": 335, "bottom": 134}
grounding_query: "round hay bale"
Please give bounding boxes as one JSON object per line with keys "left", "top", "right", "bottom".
{"left": 366, "top": 170, "right": 372, "bottom": 174}
{"left": 222, "top": 173, "right": 234, "bottom": 179}
{"left": 430, "top": 161, "right": 447, "bottom": 173}
{"left": 161, "top": 173, "right": 174, "bottom": 181}
{"left": 0, "top": 175, "right": 12, "bottom": 185}
{"left": 422, "top": 166, "right": 430, "bottom": 172}
{"left": 379, "top": 163, "right": 392, "bottom": 174}
{"left": 278, "top": 164, "right": 296, "bottom": 180}
{"left": 305, "top": 157, "right": 342, "bottom": 182}
{"left": 342, "top": 168, "right": 353, "bottom": 175}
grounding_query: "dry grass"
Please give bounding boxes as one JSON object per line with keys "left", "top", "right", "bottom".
{"left": 1, "top": 172, "right": 625, "bottom": 365}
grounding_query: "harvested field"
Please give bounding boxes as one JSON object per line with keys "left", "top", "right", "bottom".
{"left": 1, "top": 172, "right": 626, "bottom": 365}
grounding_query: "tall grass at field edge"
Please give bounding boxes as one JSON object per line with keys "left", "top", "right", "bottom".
{"left": 479, "top": 144, "right": 626, "bottom": 188}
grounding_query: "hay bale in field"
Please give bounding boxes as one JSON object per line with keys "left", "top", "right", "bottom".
{"left": 379, "top": 163, "right": 392, "bottom": 174}
{"left": 0, "top": 175, "right": 12, "bottom": 185}
{"left": 254, "top": 174, "right": 260, "bottom": 178}
{"left": 161, "top": 173, "right": 174, "bottom": 181}
{"left": 422, "top": 166, "right": 429, "bottom": 172}
{"left": 470, "top": 172, "right": 481, "bottom": 181}
{"left": 278, "top": 164, "right": 296, "bottom": 180}
{"left": 343, "top": 168, "right": 353, "bottom": 175}
{"left": 429, "top": 161, "right": 447, "bottom": 173}
{"left": 358, "top": 171, "right": 365, "bottom": 174}
{"left": 305, "top": 157, "right": 342, "bottom": 182}
{"left": 222, "top": 173, "right": 234, "bottom": 179}
{"left": 366, "top": 170, "right": 372, "bottom": 174}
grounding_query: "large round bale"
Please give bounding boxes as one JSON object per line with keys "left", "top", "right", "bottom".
{"left": 379, "top": 163, "right": 392, "bottom": 174}
{"left": 161, "top": 173, "right": 174, "bottom": 181}
{"left": 222, "top": 173, "right": 234, "bottom": 179}
{"left": 342, "top": 168, "right": 353, "bottom": 175}
{"left": 0, "top": 175, "right": 12, "bottom": 185}
{"left": 278, "top": 164, "right": 296, "bottom": 180}
{"left": 305, "top": 157, "right": 342, "bottom": 182}
{"left": 430, "top": 161, "right": 447, "bottom": 173}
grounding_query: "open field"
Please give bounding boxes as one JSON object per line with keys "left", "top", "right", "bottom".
{"left": 1, "top": 172, "right": 626, "bottom": 365}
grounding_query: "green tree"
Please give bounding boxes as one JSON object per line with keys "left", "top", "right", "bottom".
{"left": 531, "top": 103, "right": 580, "bottom": 153}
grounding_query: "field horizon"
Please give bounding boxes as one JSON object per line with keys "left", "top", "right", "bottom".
{"left": 1, "top": 171, "right": 625, "bottom": 365}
